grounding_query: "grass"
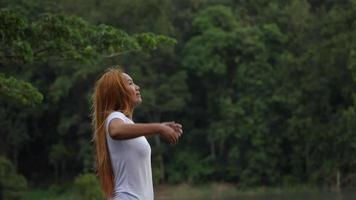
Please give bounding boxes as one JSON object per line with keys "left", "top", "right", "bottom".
{"left": 22, "top": 184, "right": 76, "bottom": 200}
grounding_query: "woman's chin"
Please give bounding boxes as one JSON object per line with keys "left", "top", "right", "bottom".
{"left": 134, "top": 99, "right": 142, "bottom": 106}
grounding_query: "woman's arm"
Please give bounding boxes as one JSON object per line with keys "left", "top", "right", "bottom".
{"left": 108, "top": 118, "right": 181, "bottom": 144}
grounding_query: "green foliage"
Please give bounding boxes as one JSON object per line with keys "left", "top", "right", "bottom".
{"left": 166, "top": 151, "right": 214, "bottom": 183}
{"left": 0, "top": 9, "right": 175, "bottom": 64}
{"left": 0, "top": 7, "right": 177, "bottom": 130}
{"left": 0, "top": 73, "right": 43, "bottom": 106}
{"left": 192, "top": 5, "right": 237, "bottom": 32}
{"left": 134, "top": 32, "right": 177, "bottom": 51}
{"left": 0, "top": 156, "right": 27, "bottom": 200}
{"left": 180, "top": 0, "right": 356, "bottom": 187}
{"left": 49, "top": 143, "right": 71, "bottom": 179}
{"left": 73, "top": 173, "right": 103, "bottom": 200}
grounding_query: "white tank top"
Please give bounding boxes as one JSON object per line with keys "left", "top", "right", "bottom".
{"left": 105, "top": 111, "right": 153, "bottom": 200}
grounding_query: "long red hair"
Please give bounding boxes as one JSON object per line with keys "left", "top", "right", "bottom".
{"left": 92, "top": 67, "right": 134, "bottom": 199}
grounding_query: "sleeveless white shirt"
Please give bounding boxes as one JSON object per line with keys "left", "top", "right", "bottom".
{"left": 105, "top": 111, "right": 154, "bottom": 200}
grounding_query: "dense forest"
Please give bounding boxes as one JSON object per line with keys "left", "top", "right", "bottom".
{"left": 0, "top": 0, "right": 356, "bottom": 199}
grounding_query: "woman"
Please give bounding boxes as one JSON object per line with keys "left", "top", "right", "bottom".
{"left": 92, "top": 68, "right": 182, "bottom": 200}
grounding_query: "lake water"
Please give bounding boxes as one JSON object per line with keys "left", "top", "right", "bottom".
{"left": 157, "top": 191, "right": 356, "bottom": 200}
{"left": 225, "top": 191, "right": 356, "bottom": 200}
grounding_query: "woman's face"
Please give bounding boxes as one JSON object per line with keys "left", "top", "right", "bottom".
{"left": 121, "top": 73, "right": 142, "bottom": 106}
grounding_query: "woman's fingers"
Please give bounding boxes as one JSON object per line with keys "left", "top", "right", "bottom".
{"left": 175, "top": 123, "right": 182, "bottom": 129}
{"left": 171, "top": 129, "right": 180, "bottom": 144}
{"left": 169, "top": 123, "right": 183, "bottom": 134}
{"left": 166, "top": 125, "right": 179, "bottom": 144}
{"left": 161, "top": 122, "right": 183, "bottom": 144}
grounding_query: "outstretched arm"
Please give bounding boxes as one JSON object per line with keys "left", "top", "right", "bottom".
{"left": 108, "top": 118, "right": 182, "bottom": 144}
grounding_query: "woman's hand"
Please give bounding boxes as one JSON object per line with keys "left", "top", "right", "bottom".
{"left": 159, "top": 122, "right": 182, "bottom": 144}
{"left": 163, "top": 121, "right": 183, "bottom": 137}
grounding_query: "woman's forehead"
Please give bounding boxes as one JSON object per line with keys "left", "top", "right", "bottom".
{"left": 121, "top": 73, "right": 133, "bottom": 81}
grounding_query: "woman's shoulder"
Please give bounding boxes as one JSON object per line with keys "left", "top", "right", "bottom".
{"left": 108, "top": 111, "right": 126, "bottom": 120}
{"left": 107, "top": 111, "right": 134, "bottom": 124}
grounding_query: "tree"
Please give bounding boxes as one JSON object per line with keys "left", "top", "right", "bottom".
{"left": 181, "top": 5, "right": 284, "bottom": 184}
{"left": 0, "top": 156, "right": 27, "bottom": 200}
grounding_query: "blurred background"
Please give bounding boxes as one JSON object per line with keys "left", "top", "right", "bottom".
{"left": 0, "top": 0, "right": 356, "bottom": 199}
